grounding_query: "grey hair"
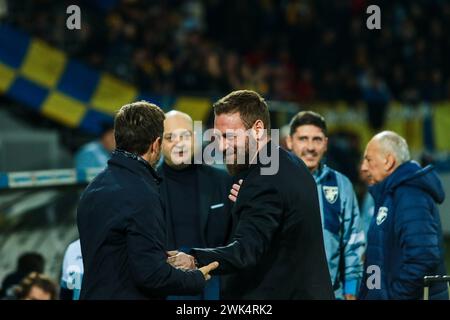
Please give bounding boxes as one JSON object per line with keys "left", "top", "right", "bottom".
{"left": 375, "top": 131, "right": 411, "bottom": 164}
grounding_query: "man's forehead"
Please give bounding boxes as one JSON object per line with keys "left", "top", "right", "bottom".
{"left": 365, "top": 139, "right": 379, "bottom": 155}
{"left": 294, "top": 125, "right": 326, "bottom": 137}
{"left": 213, "top": 127, "right": 246, "bottom": 136}
{"left": 165, "top": 114, "right": 192, "bottom": 126}
{"left": 164, "top": 116, "right": 192, "bottom": 129}
{"left": 214, "top": 113, "right": 245, "bottom": 128}
{"left": 164, "top": 128, "right": 192, "bottom": 135}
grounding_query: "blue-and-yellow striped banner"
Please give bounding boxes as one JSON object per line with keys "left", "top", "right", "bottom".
{"left": 0, "top": 24, "right": 213, "bottom": 135}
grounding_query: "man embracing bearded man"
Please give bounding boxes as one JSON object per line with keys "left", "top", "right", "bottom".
{"left": 168, "top": 90, "right": 334, "bottom": 299}
{"left": 77, "top": 101, "right": 218, "bottom": 299}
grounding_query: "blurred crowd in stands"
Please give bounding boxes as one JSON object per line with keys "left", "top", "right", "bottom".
{"left": 1, "top": 0, "right": 449, "bottom": 176}
{"left": 3, "top": 0, "right": 450, "bottom": 109}
{"left": 1, "top": 0, "right": 449, "bottom": 185}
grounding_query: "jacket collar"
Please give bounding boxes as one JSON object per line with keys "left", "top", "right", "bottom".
{"left": 109, "top": 149, "right": 162, "bottom": 185}
{"left": 368, "top": 161, "right": 427, "bottom": 204}
{"left": 312, "top": 163, "right": 331, "bottom": 183}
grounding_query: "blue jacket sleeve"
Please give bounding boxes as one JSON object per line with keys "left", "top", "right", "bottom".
{"left": 339, "top": 175, "right": 365, "bottom": 295}
{"left": 389, "top": 189, "right": 442, "bottom": 299}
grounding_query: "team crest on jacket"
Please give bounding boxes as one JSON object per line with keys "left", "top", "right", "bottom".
{"left": 323, "top": 186, "right": 339, "bottom": 204}
{"left": 376, "top": 207, "right": 388, "bottom": 225}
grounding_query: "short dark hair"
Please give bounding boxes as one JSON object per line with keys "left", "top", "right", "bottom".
{"left": 114, "top": 101, "right": 165, "bottom": 155}
{"left": 213, "top": 90, "right": 271, "bottom": 131}
{"left": 14, "top": 272, "right": 57, "bottom": 300}
{"left": 17, "top": 253, "right": 44, "bottom": 275}
{"left": 289, "top": 111, "right": 327, "bottom": 136}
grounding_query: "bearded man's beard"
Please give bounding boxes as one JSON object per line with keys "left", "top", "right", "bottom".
{"left": 225, "top": 140, "right": 254, "bottom": 176}
{"left": 226, "top": 162, "right": 250, "bottom": 176}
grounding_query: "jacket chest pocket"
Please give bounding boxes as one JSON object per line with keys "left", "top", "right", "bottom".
{"left": 206, "top": 202, "right": 230, "bottom": 246}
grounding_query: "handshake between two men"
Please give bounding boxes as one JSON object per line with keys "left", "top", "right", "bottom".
{"left": 167, "top": 250, "right": 218, "bottom": 280}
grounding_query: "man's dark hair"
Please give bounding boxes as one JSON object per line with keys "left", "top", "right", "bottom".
{"left": 17, "top": 253, "right": 44, "bottom": 275}
{"left": 213, "top": 90, "right": 271, "bottom": 131}
{"left": 114, "top": 101, "right": 165, "bottom": 155}
{"left": 289, "top": 111, "right": 327, "bottom": 136}
{"left": 14, "top": 272, "right": 57, "bottom": 300}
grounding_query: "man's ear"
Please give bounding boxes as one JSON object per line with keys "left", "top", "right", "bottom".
{"left": 252, "top": 119, "right": 265, "bottom": 140}
{"left": 286, "top": 135, "right": 293, "bottom": 150}
{"left": 384, "top": 153, "right": 396, "bottom": 173}
{"left": 151, "top": 137, "right": 161, "bottom": 154}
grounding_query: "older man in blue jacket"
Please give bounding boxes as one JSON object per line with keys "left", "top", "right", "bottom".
{"left": 359, "top": 131, "right": 448, "bottom": 300}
